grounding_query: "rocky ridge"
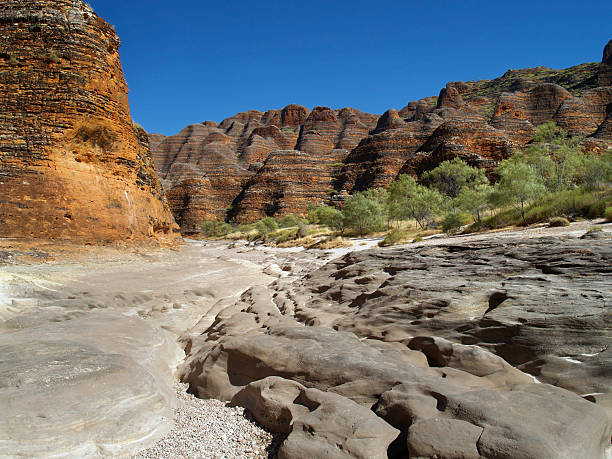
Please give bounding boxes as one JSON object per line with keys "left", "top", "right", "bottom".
{"left": 151, "top": 41, "right": 612, "bottom": 232}
{"left": 0, "top": 0, "right": 177, "bottom": 241}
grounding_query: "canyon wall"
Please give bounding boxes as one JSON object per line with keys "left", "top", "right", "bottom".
{"left": 152, "top": 41, "right": 612, "bottom": 233}
{"left": 0, "top": 0, "right": 177, "bottom": 241}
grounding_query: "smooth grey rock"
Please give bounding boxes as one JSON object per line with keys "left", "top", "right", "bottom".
{"left": 182, "top": 324, "right": 612, "bottom": 459}
{"left": 231, "top": 376, "right": 399, "bottom": 459}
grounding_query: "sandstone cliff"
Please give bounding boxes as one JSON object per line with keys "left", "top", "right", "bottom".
{"left": 0, "top": 0, "right": 177, "bottom": 241}
{"left": 152, "top": 106, "right": 378, "bottom": 232}
{"left": 151, "top": 41, "right": 612, "bottom": 231}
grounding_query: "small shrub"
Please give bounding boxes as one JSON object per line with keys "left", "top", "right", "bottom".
{"left": 75, "top": 122, "right": 117, "bottom": 151}
{"left": 216, "top": 222, "right": 233, "bottom": 236}
{"left": 200, "top": 220, "right": 233, "bottom": 238}
{"left": 278, "top": 214, "right": 305, "bottom": 228}
{"left": 587, "top": 200, "right": 607, "bottom": 219}
{"left": 379, "top": 229, "right": 407, "bottom": 247}
{"left": 238, "top": 223, "right": 255, "bottom": 233}
{"left": 312, "top": 237, "right": 352, "bottom": 249}
{"left": 442, "top": 213, "right": 463, "bottom": 235}
{"left": 254, "top": 217, "right": 279, "bottom": 237}
{"left": 412, "top": 236, "right": 424, "bottom": 243}
{"left": 273, "top": 228, "right": 299, "bottom": 244}
{"left": 297, "top": 220, "right": 309, "bottom": 238}
{"left": 548, "top": 217, "right": 570, "bottom": 227}
{"left": 605, "top": 207, "right": 612, "bottom": 222}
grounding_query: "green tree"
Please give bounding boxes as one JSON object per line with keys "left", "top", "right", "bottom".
{"left": 387, "top": 175, "right": 419, "bottom": 223}
{"left": 582, "top": 150, "right": 612, "bottom": 190}
{"left": 387, "top": 175, "right": 445, "bottom": 228}
{"left": 521, "top": 122, "right": 586, "bottom": 192}
{"left": 278, "top": 214, "right": 305, "bottom": 228}
{"left": 342, "top": 193, "right": 385, "bottom": 235}
{"left": 405, "top": 186, "right": 446, "bottom": 229}
{"left": 307, "top": 205, "right": 343, "bottom": 230}
{"left": 456, "top": 183, "right": 493, "bottom": 222}
{"left": 363, "top": 187, "right": 390, "bottom": 227}
{"left": 200, "top": 220, "right": 233, "bottom": 237}
{"left": 254, "top": 217, "right": 278, "bottom": 236}
{"left": 494, "top": 157, "right": 546, "bottom": 221}
{"left": 532, "top": 120, "right": 566, "bottom": 143}
{"left": 422, "top": 158, "right": 488, "bottom": 199}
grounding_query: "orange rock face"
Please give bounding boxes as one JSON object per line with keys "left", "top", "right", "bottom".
{"left": 151, "top": 41, "right": 612, "bottom": 231}
{"left": 0, "top": 0, "right": 177, "bottom": 242}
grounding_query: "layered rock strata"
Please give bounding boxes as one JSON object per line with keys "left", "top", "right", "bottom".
{"left": 152, "top": 106, "right": 378, "bottom": 230}
{"left": 151, "top": 44, "right": 612, "bottom": 229}
{"left": 0, "top": 0, "right": 177, "bottom": 241}
{"left": 151, "top": 41, "right": 612, "bottom": 229}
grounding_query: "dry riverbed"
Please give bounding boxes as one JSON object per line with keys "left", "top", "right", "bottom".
{"left": 0, "top": 221, "right": 610, "bottom": 457}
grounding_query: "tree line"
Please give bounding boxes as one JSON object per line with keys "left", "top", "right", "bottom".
{"left": 202, "top": 122, "right": 611, "bottom": 239}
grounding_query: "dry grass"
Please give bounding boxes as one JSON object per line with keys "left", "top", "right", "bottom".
{"left": 311, "top": 237, "right": 352, "bottom": 249}
{"left": 65, "top": 119, "right": 120, "bottom": 163}
{"left": 276, "top": 235, "right": 321, "bottom": 248}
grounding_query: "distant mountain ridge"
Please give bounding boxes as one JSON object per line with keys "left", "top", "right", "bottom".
{"left": 150, "top": 41, "right": 612, "bottom": 234}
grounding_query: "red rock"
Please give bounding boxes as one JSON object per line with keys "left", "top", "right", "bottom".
{"left": 150, "top": 41, "right": 611, "bottom": 229}
{"left": 0, "top": 0, "right": 177, "bottom": 242}
{"left": 437, "top": 82, "right": 467, "bottom": 109}
{"left": 554, "top": 87, "right": 612, "bottom": 136}
{"left": 151, "top": 105, "right": 378, "bottom": 228}
{"left": 404, "top": 119, "right": 515, "bottom": 177}
{"left": 231, "top": 149, "right": 349, "bottom": 221}
{"left": 338, "top": 114, "right": 444, "bottom": 191}
{"left": 598, "top": 39, "right": 612, "bottom": 87}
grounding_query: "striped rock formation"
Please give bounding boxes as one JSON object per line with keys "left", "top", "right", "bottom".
{"left": 151, "top": 41, "right": 612, "bottom": 232}
{"left": 151, "top": 106, "right": 378, "bottom": 231}
{"left": 0, "top": 0, "right": 177, "bottom": 241}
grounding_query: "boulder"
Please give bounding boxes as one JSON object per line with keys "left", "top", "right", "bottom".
{"left": 231, "top": 376, "right": 399, "bottom": 459}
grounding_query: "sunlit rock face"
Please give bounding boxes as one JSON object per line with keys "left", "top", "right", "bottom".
{"left": 0, "top": 0, "right": 178, "bottom": 241}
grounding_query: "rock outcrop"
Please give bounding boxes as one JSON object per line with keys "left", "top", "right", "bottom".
{"left": 151, "top": 41, "right": 612, "bottom": 230}
{"left": 599, "top": 39, "right": 612, "bottom": 87}
{"left": 179, "top": 232, "right": 612, "bottom": 458}
{"left": 278, "top": 235, "right": 612, "bottom": 395}
{"left": 152, "top": 106, "right": 378, "bottom": 230}
{"left": 0, "top": 0, "right": 177, "bottom": 241}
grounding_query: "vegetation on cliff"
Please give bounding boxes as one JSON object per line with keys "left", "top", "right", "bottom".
{"left": 199, "top": 122, "right": 611, "bottom": 245}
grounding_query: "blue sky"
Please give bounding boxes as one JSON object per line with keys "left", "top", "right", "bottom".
{"left": 88, "top": 1, "right": 612, "bottom": 135}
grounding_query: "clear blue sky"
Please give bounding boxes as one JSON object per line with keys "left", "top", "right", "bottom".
{"left": 88, "top": 0, "right": 612, "bottom": 135}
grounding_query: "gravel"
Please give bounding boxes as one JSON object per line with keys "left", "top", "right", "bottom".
{"left": 133, "top": 383, "right": 281, "bottom": 459}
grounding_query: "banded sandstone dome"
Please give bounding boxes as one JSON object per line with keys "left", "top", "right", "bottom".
{"left": 152, "top": 41, "right": 612, "bottom": 233}
{"left": 0, "top": 0, "right": 177, "bottom": 241}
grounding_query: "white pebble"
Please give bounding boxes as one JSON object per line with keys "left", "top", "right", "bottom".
{"left": 133, "top": 382, "right": 280, "bottom": 458}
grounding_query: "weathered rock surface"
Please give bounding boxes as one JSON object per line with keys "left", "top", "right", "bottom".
{"left": 151, "top": 106, "right": 378, "bottom": 229}
{"left": 0, "top": 0, "right": 177, "bottom": 241}
{"left": 231, "top": 376, "right": 399, "bottom": 459}
{"left": 151, "top": 41, "right": 611, "bottom": 229}
{"left": 179, "top": 229, "right": 612, "bottom": 458}
{"left": 0, "top": 311, "right": 176, "bottom": 457}
{"left": 599, "top": 39, "right": 612, "bottom": 87}
{"left": 0, "top": 240, "right": 279, "bottom": 457}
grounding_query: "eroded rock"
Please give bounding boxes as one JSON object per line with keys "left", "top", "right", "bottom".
{"left": 0, "top": 0, "right": 177, "bottom": 241}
